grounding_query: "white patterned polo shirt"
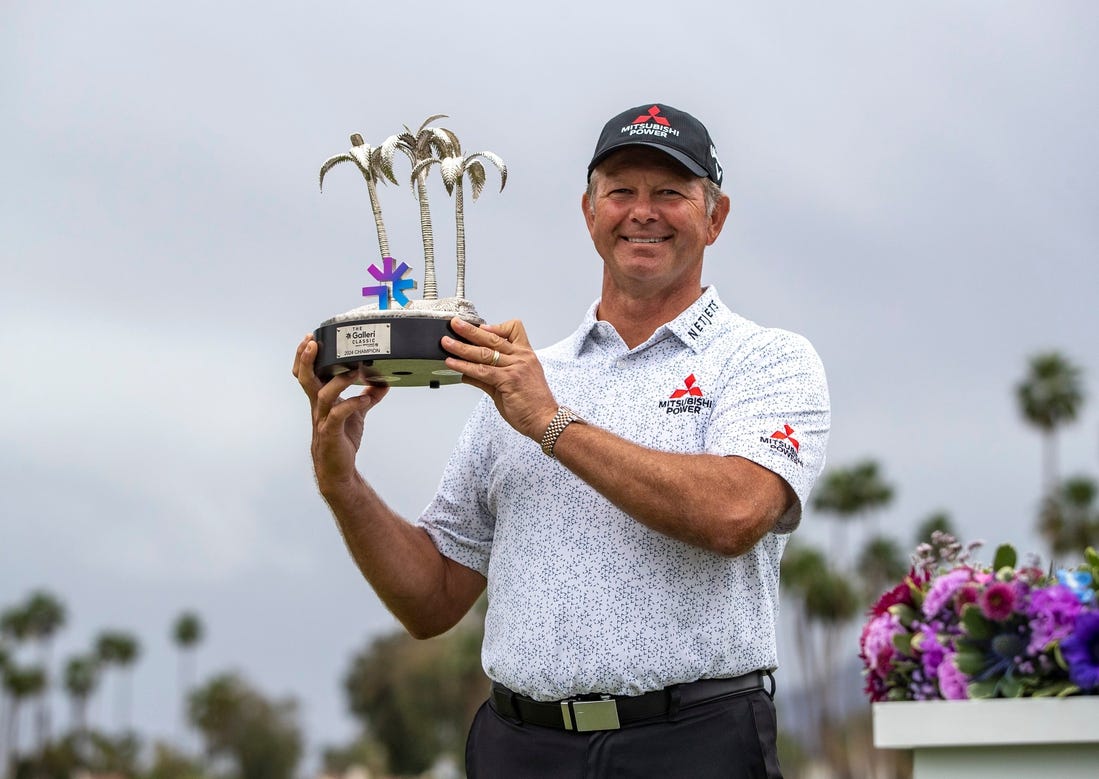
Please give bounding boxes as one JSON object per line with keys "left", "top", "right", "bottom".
{"left": 417, "top": 286, "right": 830, "bottom": 701}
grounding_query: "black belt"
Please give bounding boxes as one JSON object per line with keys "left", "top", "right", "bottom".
{"left": 489, "top": 671, "right": 768, "bottom": 732}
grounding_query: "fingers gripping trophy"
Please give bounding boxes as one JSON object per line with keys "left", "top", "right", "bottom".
{"left": 312, "top": 115, "right": 506, "bottom": 388}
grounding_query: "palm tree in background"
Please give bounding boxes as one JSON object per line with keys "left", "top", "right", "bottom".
{"left": 855, "top": 535, "right": 908, "bottom": 602}
{"left": 913, "top": 511, "right": 955, "bottom": 548}
{"left": 1015, "top": 351, "right": 1085, "bottom": 494}
{"left": 0, "top": 646, "right": 9, "bottom": 771}
{"left": 379, "top": 115, "right": 460, "bottom": 300}
{"left": 320, "top": 132, "right": 393, "bottom": 262}
{"left": 172, "top": 611, "right": 204, "bottom": 740}
{"left": 811, "top": 460, "right": 895, "bottom": 563}
{"left": 22, "top": 590, "right": 66, "bottom": 752}
{"left": 1039, "top": 476, "right": 1099, "bottom": 559}
{"left": 95, "top": 631, "right": 141, "bottom": 733}
{"left": 780, "top": 544, "right": 859, "bottom": 776}
{"left": 2, "top": 664, "right": 46, "bottom": 774}
{"left": 63, "top": 654, "right": 99, "bottom": 739}
{"left": 0, "top": 605, "right": 31, "bottom": 647}
{"left": 413, "top": 148, "right": 507, "bottom": 300}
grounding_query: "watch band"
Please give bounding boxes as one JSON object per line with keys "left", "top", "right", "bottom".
{"left": 540, "top": 407, "right": 583, "bottom": 458}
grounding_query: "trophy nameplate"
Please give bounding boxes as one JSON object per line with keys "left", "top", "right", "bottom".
{"left": 312, "top": 115, "right": 506, "bottom": 388}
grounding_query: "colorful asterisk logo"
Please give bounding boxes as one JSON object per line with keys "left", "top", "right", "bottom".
{"left": 362, "top": 256, "right": 416, "bottom": 309}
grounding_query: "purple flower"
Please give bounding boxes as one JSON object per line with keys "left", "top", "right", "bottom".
{"left": 938, "top": 652, "right": 969, "bottom": 700}
{"left": 917, "top": 625, "right": 948, "bottom": 679}
{"left": 1061, "top": 611, "right": 1099, "bottom": 691}
{"left": 922, "top": 567, "right": 974, "bottom": 618}
{"left": 1027, "top": 584, "right": 1084, "bottom": 654}
{"left": 979, "top": 581, "right": 1018, "bottom": 621}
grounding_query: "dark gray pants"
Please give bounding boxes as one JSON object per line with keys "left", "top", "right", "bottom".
{"left": 465, "top": 689, "right": 783, "bottom": 778}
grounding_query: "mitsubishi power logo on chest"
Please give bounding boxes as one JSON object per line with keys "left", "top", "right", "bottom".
{"left": 658, "top": 374, "right": 714, "bottom": 415}
{"left": 762, "top": 424, "right": 804, "bottom": 466}
{"left": 623, "top": 106, "right": 681, "bottom": 140}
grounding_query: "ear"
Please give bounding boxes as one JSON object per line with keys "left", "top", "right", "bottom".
{"left": 706, "top": 193, "right": 731, "bottom": 246}
{"left": 581, "top": 191, "right": 595, "bottom": 235}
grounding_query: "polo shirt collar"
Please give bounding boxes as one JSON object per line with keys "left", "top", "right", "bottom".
{"left": 567, "top": 286, "right": 732, "bottom": 357}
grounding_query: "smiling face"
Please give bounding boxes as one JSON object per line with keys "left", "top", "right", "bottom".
{"left": 583, "top": 147, "right": 729, "bottom": 302}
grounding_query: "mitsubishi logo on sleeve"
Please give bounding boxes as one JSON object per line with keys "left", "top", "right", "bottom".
{"left": 761, "top": 424, "right": 804, "bottom": 465}
{"left": 633, "top": 105, "right": 671, "bottom": 126}
{"left": 770, "top": 424, "right": 799, "bottom": 451}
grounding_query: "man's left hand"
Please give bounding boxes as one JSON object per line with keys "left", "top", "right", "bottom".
{"left": 442, "top": 317, "right": 558, "bottom": 442}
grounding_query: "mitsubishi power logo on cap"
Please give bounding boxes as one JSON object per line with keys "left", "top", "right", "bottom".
{"left": 623, "top": 105, "right": 680, "bottom": 139}
{"left": 657, "top": 374, "right": 713, "bottom": 415}
{"left": 762, "top": 424, "right": 804, "bottom": 466}
{"left": 633, "top": 106, "right": 671, "bottom": 126}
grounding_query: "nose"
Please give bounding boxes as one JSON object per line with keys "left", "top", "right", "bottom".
{"left": 628, "top": 193, "right": 658, "bottom": 223}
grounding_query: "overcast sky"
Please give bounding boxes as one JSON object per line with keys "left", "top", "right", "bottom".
{"left": 3, "top": 0, "right": 1098, "bottom": 770}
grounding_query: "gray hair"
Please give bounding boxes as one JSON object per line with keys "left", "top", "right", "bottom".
{"left": 586, "top": 170, "right": 723, "bottom": 217}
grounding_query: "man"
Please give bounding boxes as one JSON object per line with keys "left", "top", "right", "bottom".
{"left": 294, "top": 103, "right": 830, "bottom": 778}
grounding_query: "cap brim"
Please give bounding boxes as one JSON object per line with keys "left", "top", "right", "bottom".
{"left": 588, "top": 140, "right": 709, "bottom": 180}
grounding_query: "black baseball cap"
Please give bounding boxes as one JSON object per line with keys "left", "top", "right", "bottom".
{"left": 587, "top": 103, "right": 723, "bottom": 186}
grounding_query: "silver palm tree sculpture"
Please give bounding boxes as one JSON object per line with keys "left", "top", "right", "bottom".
{"left": 319, "top": 133, "right": 391, "bottom": 261}
{"left": 413, "top": 148, "right": 506, "bottom": 300}
{"left": 379, "top": 116, "right": 460, "bottom": 300}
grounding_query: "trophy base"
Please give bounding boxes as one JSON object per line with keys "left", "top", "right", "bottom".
{"left": 313, "top": 314, "right": 473, "bottom": 388}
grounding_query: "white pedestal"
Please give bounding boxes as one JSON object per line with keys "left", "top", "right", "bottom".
{"left": 873, "top": 699, "right": 1099, "bottom": 779}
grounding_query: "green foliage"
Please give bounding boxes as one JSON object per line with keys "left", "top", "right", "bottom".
{"left": 805, "top": 571, "right": 860, "bottom": 625}
{"left": 64, "top": 654, "right": 99, "bottom": 700}
{"left": 322, "top": 735, "right": 389, "bottom": 777}
{"left": 145, "top": 742, "right": 206, "bottom": 779}
{"left": 960, "top": 604, "right": 994, "bottom": 640}
{"left": 1015, "top": 351, "right": 1084, "bottom": 433}
{"left": 189, "top": 672, "right": 302, "bottom": 779}
{"left": 2, "top": 663, "right": 46, "bottom": 699}
{"left": 992, "top": 543, "right": 1017, "bottom": 571}
{"left": 95, "top": 630, "right": 141, "bottom": 666}
{"left": 343, "top": 611, "right": 488, "bottom": 776}
{"left": 22, "top": 590, "right": 67, "bottom": 642}
{"left": 913, "top": 512, "right": 954, "bottom": 547}
{"left": 1040, "top": 477, "right": 1099, "bottom": 556}
{"left": 811, "top": 460, "right": 895, "bottom": 518}
{"left": 857, "top": 534, "right": 908, "bottom": 599}
{"left": 172, "top": 612, "right": 204, "bottom": 649}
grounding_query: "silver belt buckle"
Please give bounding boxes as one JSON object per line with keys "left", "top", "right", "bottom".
{"left": 560, "top": 696, "right": 621, "bottom": 732}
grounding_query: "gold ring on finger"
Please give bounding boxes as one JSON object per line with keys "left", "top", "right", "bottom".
{"left": 490, "top": 350, "right": 501, "bottom": 367}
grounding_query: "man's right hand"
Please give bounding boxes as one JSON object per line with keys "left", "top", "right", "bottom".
{"left": 292, "top": 335, "right": 389, "bottom": 489}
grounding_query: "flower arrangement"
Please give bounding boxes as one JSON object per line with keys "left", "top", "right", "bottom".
{"left": 860, "top": 533, "right": 1099, "bottom": 701}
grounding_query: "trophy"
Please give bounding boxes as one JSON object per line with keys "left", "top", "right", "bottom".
{"left": 312, "top": 115, "right": 506, "bottom": 388}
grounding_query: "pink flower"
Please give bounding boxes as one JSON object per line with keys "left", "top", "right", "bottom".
{"left": 870, "top": 569, "right": 929, "bottom": 617}
{"left": 860, "top": 612, "right": 902, "bottom": 675}
{"left": 922, "top": 567, "right": 974, "bottom": 618}
{"left": 978, "top": 581, "right": 1018, "bottom": 621}
{"left": 938, "top": 652, "right": 969, "bottom": 700}
{"left": 955, "top": 584, "right": 979, "bottom": 610}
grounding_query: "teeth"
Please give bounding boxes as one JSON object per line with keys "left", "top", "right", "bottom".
{"left": 626, "top": 237, "right": 666, "bottom": 243}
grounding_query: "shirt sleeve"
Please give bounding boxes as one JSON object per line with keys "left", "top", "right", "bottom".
{"left": 705, "top": 328, "right": 830, "bottom": 532}
{"left": 415, "top": 397, "right": 498, "bottom": 575}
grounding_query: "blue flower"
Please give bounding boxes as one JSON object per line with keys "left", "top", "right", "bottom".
{"left": 1056, "top": 569, "right": 1095, "bottom": 604}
